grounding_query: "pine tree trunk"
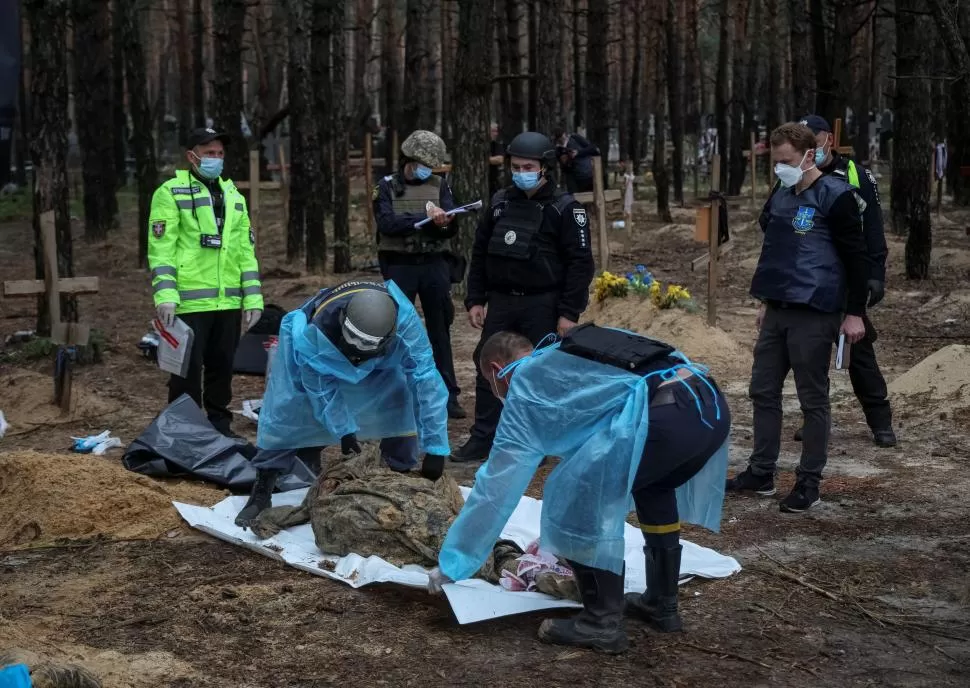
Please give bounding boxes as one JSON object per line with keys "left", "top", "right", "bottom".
{"left": 381, "top": 1, "right": 400, "bottom": 175}
{"left": 332, "top": 0, "right": 352, "bottom": 273}
{"left": 617, "top": 0, "right": 630, "bottom": 162}
{"left": 652, "top": 0, "right": 672, "bottom": 222}
{"left": 666, "top": 0, "right": 684, "bottom": 204}
{"left": 111, "top": 0, "right": 127, "bottom": 189}
{"left": 536, "top": 0, "right": 560, "bottom": 135}
{"left": 353, "top": 0, "right": 372, "bottom": 136}
{"left": 73, "top": 0, "right": 119, "bottom": 240}
{"left": 892, "top": 0, "right": 933, "bottom": 279}
{"left": 286, "top": 0, "right": 310, "bottom": 262}
{"left": 765, "top": 0, "right": 781, "bottom": 131}
{"left": 451, "top": 0, "right": 493, "bottom": 294}
{"left": 526, "top": 0, "right": 537, "bottom": 131}
{"left": 402, "top": 0, "right": 431, "bottom": 134}
{"left": 929, "top": 0, "right": 970, "bottom": 205}
{"left": 684, "top": 0, "right": 699, "bottom": 136}
{"left": 211, "top": 0, "right": 247, "bottom": 181}
{"left": 728, "top": 0, "right": 751, "bottom": 196}
{"left": 120, "top": 0, "right": 158, "bottom": 268}
{"left": 24, "top": 0, "right": 75, "bottom": 332}
{"left": 586, "top": 1, "right": 609, "bottom": 173}
{"left": 572, "top": 0, "right": 584, "bottom": 130}
{"left": 715, "top": 0, "right": 730, "bottom": 185}
{"left": 175, "top": 0, "right": 193, "bottom": 141}
{"left": 193, "top": 0, "right": 206, "bottom": 126}
{"left": 305, "top": 0, "right": 329, "bottom": 274}
{"left": 788, "top": 0, "right": 814, "bottom": 116}
{"left": 628, "top": 0, "right": 642, "bottom": 173}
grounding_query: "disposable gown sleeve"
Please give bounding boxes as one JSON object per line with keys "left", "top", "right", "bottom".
{"left": 438, "top": 393, "right": 545, "bottom": 582}
{"left": 300, "top": 367, "right": 358, "bottom": 440}
{"left": 397, "top": 305, "right": 450, "bottom": 456}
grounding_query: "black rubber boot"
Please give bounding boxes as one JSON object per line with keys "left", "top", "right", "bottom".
{"left": 625, "top": 545, "right": 683, "bottom": 632}
{"left": 234, "top": 469, "right": 280, "bottom": 528}
{"left": 537, "top": 562, "right": 629, "bottom": 654}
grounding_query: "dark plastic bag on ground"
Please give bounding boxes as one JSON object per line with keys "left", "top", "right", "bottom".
{"left": 122, "top": 394, "right": 314, "bottom": 493}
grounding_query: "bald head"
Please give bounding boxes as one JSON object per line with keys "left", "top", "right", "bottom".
{"left": 480, "top": 331, "right": 532, "bottom": 375}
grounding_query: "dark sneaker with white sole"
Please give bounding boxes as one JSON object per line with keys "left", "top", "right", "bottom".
{"left": 725, "top": 468, "right": 776, "bottom": 496}
{"left": 779, "top": 483, "right": 820, "bottom": 513}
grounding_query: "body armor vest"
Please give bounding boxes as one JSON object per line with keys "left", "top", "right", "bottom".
{"left": 379, "top": 175, "right": 444, "bottom": 254}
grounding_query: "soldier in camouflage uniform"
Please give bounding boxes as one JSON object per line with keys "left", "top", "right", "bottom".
{"left": 373, "top": 130, "right": 464, "bottom": 420}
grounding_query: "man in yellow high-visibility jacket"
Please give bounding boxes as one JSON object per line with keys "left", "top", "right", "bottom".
{"left": 148, "top": 127, "right": 264, "bottom": 437}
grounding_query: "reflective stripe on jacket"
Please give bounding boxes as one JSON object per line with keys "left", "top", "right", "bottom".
{"left": 147, "top": 169, "right": 263, "bottom": 314}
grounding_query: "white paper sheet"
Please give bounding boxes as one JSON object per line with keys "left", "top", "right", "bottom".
{"left": 174, "top": 487, "right": 741, "bottom": 625}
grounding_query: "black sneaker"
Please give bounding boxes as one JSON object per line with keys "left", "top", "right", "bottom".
{"left": 450, "top": 436, "right": 492, "bottom": 463}
{"left": 725, "top": 468, "right": 776, "bottom": 496}
{"left": 447, "top": 397, "right": 467, "bottom": 419}
{"left": 779, "top": 483, "right": 820, "bottom": 513}
{"left": 872, "top": 428, "right": 897, "bottom": 448}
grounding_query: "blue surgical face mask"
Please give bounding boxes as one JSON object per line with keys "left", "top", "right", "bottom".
{"left": 512, "top": 171, "right": 541, "bottom": 191}
{"left": 414, "top": 164, "right": 432, "bottom": 181}
{"left": 814, "top": 143, "right": 828, "bottom": 166}
{"left": 195, "top": 155, "right": 223, "bottom": 180}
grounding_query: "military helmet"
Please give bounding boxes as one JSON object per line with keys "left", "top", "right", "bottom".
{"left": 506, "top": 132, "right": 556, "bottom": 163}
{"left": 339, "top": 289, "right": 398, "bottom": 361}
{"left": 400, "top": 130, "right": 447, "bottom": 168}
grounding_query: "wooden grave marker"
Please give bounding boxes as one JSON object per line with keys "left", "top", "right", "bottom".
{"left": 2, "top": 211, "right": 100, "bottom": 412}
{"left": 690, "top": 155, "right": 728, "bottom": 326}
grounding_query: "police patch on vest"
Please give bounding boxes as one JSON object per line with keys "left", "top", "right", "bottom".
{"left": 573, "top": 208, "right": 588, "bottom": 227}
{"left": 250, "top": 229, "right": 256, "bottom": 245}
{"left": 152, "top": 221, "right": 166, "bottom": 238}
{"left": 504, "top": 230, "right": 517, "bottom": 245}
{"left": 792, "top": 207, "right": 815, "bottom": 234}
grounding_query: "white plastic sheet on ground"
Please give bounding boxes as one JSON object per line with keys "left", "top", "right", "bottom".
{"left": 174, "top": 487, "right": 741, "bottom": 625}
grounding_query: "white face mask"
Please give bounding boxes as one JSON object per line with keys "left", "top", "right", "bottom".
{"left": 775, "top": 150, "right": 815, "bottom": 188}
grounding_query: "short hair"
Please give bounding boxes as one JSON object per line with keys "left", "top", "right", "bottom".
{"left": 769, "top": 122, "right": 817, "bottom": 153}
{"left": 479, "top": 331, "right": 532, "bottom": 372}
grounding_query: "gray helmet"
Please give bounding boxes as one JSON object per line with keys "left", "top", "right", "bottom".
{"left": 339, "top": 289, "right": 398, "bottom": 360}
{"left": 506, "top": 132, "right": 556, "bottom": 163}
{"left": 400, "top": 130, "right": 447, "bottom": 168}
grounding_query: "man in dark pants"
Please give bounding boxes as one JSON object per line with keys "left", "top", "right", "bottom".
{"left": 428, "top": 327, "right": 731, "bottom": 654}
{"left": 791, "top": 114, "right": 896, "bottom": 447}
{"left": 451, "top": 131, "right": 595, "bottom": 462}
{"left": 148, "top": 128, "right": 264, "bottom": 438}
{"left": 552, "top": 128, "right": 601, "bottom": 194}
{"left": 727, "top": 122, "right": 871, "bottom": 513}
{"left": 374, "top": 129, "right": 465, "bottom": 419}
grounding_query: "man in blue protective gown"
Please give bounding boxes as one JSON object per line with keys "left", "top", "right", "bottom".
{"left": 426, "top": 325, "right": 732, "bottom": 654}
{"left": 234, "top": 280, "right": 451, "bottom": 528}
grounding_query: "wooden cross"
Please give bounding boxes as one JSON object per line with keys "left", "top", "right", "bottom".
{"left": 690, "top": 155, "right": 731, "bottom": 326}
{"left": 2, "top": 210, "right": 100, "bottom": 411}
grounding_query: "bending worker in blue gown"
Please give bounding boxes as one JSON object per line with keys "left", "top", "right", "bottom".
{"left": 426, "top": 325, "right": 732, "bottom": 654}
{"left": 235, "top": 279, "right": 451, "bottom": 528}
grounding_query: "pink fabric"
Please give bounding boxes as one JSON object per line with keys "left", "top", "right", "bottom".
{"left": 498, "top": 540, "right": 574, "bottom": 593}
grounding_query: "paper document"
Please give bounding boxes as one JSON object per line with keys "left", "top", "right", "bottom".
{"left": 413, "top": 200, "right": 484, "bottom": 228}
{"left": 153, "top": 317, "right": 195, "bottom": 378}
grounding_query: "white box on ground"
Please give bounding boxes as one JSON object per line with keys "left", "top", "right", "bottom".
{"left": 153, "top": 317, "right": 194, "bottom": 378}
{"left": 173, "top": 487, "right": 741, "bottom": 625}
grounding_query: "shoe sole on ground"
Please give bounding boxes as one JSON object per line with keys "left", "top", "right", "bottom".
{"left": 779, "top": 498, "right": 821, "bottom": 514}
{"left": 726, "top": 484, "right": 777, "bottom": 497}
{"left": 536, "top": 620, "right": 629, "bottom": 655}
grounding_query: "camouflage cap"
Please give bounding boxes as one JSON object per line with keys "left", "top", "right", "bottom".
{"left": 400, "top": 130, "right": 447, "bottom": 168}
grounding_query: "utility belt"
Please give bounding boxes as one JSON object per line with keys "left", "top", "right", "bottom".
{"left": 764, "top": 299, "right": 822, "bottom": 313}
{"left": 489, "top": 286, "right": 558, "bottom": 298}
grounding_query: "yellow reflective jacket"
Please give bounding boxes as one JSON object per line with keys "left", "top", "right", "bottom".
{"left": 147, "top": 169, "right": 263, "bottom": 314}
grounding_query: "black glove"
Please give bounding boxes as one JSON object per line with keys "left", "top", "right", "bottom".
{"left": 420, "top": 453, "right": 446, "bottom": 481}
{"left": 867, "top": 279, "right": 885, "bottom": 308}
{"left": 340, "top": 433, "right": 361, "bottom": 456}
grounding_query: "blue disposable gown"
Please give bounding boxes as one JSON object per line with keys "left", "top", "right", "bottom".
{"left": 255, "top": 281, "right": 450, "bottom": 456}
{"left": 438, "top": 344, "right": 729, "bottom": 582}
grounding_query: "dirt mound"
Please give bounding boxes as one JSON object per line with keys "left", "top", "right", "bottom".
{"left": 888, "top": 345, "right": 970, "bottom": 412}
{"left": 585, "top": 298, "right": 753, "bottom": 378}
{"left": 0, "top": 367, "right": 120, "bottom": 432}
{"left": 0, "top": 450, "right": 225, "bottom": 548}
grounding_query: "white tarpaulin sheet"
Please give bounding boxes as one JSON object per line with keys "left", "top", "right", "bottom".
{"left": 174, "top": 487, "right": 741, "bottom": 625}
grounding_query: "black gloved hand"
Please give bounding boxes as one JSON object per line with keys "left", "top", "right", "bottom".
{"left": 420, "top": 453, "right": 446, "bottom": 481}
{"left": 340, "top": 433, "right": 361, "bottom": 456}
{"left": 867, "top": 279, "right": 885, "bottom": 308}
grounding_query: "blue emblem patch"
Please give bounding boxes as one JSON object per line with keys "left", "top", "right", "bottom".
{"left": 792, "top": 206, "right": 816, "bottom": 233}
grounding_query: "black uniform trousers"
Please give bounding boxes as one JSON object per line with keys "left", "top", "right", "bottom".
{"left": 632, "top": 376, "right": 731, "bottom": 549}
{"left": 849, "top": 316, "right": 892, "bottom": 431}
{"left": 379, "top": 251, "right": 460, "bottom": 401}
{"left": 168, "top": 309, "right": 242, "bottom": 437}
{"left": 470, "top": 290, "right": 560, "bottom": 443}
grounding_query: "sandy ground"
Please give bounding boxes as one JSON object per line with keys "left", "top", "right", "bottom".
{"left": 1, "top": 187, "right": 969, "bottom": 686}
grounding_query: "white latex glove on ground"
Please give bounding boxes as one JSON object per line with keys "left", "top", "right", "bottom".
{"left": 427, "top": 567, "right": 453, "bottom": 595}
{"left": 156, "top": 303, "right": 176, "bottom": 328}
{"left": 244, "top": 309, "right": 262, "bottom": 331}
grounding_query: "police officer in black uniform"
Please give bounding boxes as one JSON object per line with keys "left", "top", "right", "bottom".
{"left": 373, "top": 130, "right": 465, "bottom": 419}
{"left": 793, "top": 114, "right": 896, "bottom": 447}
{"left": 727, "top": 122, "right": 871, "bottom": 513}
{"left": 450, "top": 131, "right": 596, "bottom": 463}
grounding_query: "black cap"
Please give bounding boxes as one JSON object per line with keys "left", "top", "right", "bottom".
{"left": 506, "top": 131, "right": 556, "bottom": 161}
{"left": 185, "top": 127, "right": 230, "bottom": 149}
{"left": 798, "top": 115, "right": 832, "bottom": 134}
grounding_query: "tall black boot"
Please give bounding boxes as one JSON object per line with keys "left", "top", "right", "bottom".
{"left": 625, "top": 544, "right": 683, "bottom": 632}
{"left": 537, "top": 562, "right": 629, "bottom": 654}
{"left": 234, "top": 469, "right": 280, "bottom": 528}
